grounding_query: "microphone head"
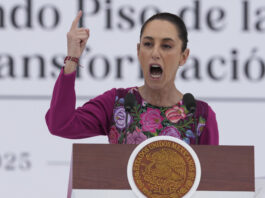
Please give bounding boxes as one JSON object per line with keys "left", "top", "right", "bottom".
{"left": 183, "top": 93, "right": 196, "bottom": 113}
{"left": 124, "top": 93, "right": 137, "bottom": 112}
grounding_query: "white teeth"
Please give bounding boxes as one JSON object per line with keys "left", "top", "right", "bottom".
{"left": 151, "top": 64, "right": 160, "bottom": 68}
{"left": 151, "top": 74, "right": 161, "bottom": 78}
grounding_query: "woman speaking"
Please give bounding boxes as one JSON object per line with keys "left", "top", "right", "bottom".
{"left": 45, "top": 11, "right": 219, "bottom": 145}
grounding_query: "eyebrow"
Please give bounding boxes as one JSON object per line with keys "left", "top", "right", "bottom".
{"left": 143, "top": 36, "right": 174, "bottom": 42}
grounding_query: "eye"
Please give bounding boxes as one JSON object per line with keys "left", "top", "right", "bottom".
{"left": 162, "top": 44, "right": 172, "bottom": 49}
{"left": 143, "top": 42, "right": 152, "bottom": 47}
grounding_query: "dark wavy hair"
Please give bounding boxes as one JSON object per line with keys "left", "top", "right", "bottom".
{"left": 140, "top": 13, "right": 188, "bottom": 52}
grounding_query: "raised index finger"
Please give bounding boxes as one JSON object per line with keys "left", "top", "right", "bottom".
{"left": 70, "top": 10, "right": 82, "bottom": 30}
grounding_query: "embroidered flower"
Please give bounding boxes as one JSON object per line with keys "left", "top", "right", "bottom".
{"left": 165, "top": 105, "right": 186, "bottom": 123}
{"left": 114, "top": 106, "right": 132, "bottom": 130}
{"left": 197, "top": 122, "right": 205, "bottom": 136}
{"left": 134, "top": 126, "right": 141, "bottom": 133}
{"left": 108, "top": 126, "right": 119, "bottom": 144}
{"left": 127, "top": 127, "right": 147, "bottom": 144}
{"left": 140, "top": 108, "right": 163, "bottom": 133}
{"left": 119, "top": 98, "right": 124, "bottom": 104}
{"left": 185, "top": 130, "right": 196, "bottom": 138}
{"left": 142, "top": 100, "right": 147, "bottom": 107}
{"left": 178, "top": 100, "right": 183, "bottom": 106}
{"left": 160, "top": 126, "right": 181, "bottom": 139}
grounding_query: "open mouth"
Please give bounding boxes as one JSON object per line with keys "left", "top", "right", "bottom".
{"left": 150, "top": 64, "right": 163, "bottom": 79}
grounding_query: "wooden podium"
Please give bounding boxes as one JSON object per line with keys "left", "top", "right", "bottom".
{"left": 67, "top": 144, "right": 254, "bottom": 198}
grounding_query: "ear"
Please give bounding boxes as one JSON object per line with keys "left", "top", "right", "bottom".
{"left": 137, "top": 43, "right": 140, "bottom": 57}
{"left": 179, "top": 48, "right": 190, "bottom": 66}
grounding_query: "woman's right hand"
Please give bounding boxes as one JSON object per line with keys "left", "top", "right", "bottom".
{"left": 65, "top": 10, "right": 90, "bottom": 74}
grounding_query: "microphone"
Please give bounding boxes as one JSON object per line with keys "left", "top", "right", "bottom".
{"left": 124, "top": 93, "right": 137, "bottom": 143}
{"left": 183, "top": 93, "right": 198, "bottom": 144}
{"left": 124, "top": 93, "right": 137, "bottom": 112}
{"left": 183, "top": 93, "right": 196, "bottom": 113}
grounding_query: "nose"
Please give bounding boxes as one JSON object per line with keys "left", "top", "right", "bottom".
{"left": 151, "top": 45, "right": 160, "bottom": 60}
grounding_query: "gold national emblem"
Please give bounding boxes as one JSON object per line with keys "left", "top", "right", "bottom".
{"left": 132, "top": 140, "right": 196, "bottom": 198}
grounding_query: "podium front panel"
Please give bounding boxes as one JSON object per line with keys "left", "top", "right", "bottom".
{"left": 70, "top": 144, "right": 254, "bottom": 192}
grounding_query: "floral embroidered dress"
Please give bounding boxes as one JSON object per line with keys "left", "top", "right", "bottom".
{"left": 110, "top": 88, "right": 218, "bottom": 145}
{"left": 46, "top": 69, "right": 219, "bottom": 145}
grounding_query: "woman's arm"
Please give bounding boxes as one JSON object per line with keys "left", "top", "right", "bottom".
{"left": 45, "top": 11, "right": 116, "bottom": 139}
{"left": 45, "top": 70, "right": 116, "bottom": 139}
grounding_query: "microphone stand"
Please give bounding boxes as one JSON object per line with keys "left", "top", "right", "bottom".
{"left": 124, "top": 110, "right": 129, "bottom": 144}
{"left": 193, "top": 112, "right": 198, "bottom": 145}
{"left": 190, "top": 106, "right": 198, "bottom": 145}
{"left": 183, "top": 93, "right": 198, "bottom": 145}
